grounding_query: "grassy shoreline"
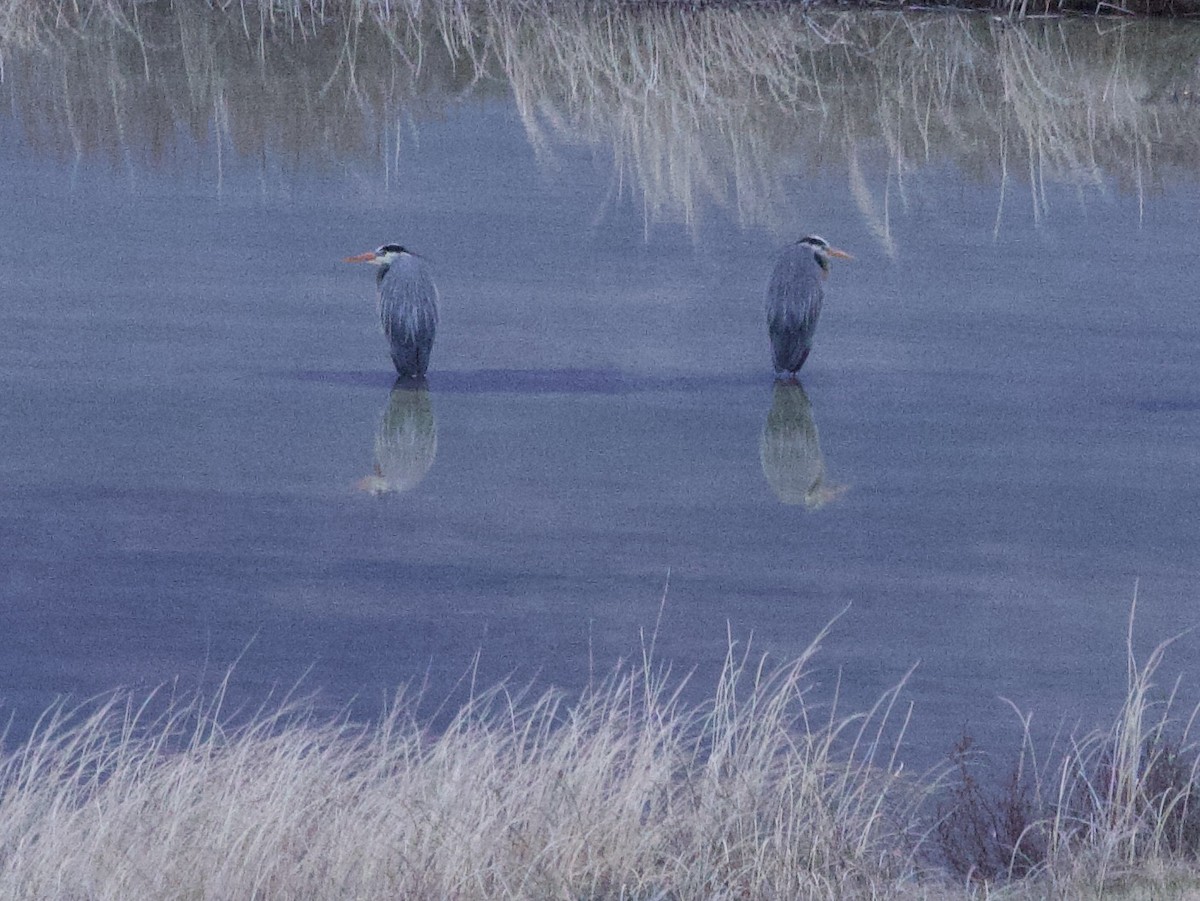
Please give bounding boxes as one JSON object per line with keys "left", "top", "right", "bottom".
{"left": 2, "top": 617, "right": 1199, "bottom": 898}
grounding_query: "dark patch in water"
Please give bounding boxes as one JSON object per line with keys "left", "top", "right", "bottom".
{"left": 286, "top": 368, "right": 767, "bottom": 395}
{"left": 291, "top": 370, "right": 397, "bottom": 388}
{"left": 439, "top": 369, "right": 632, "bottom": 394}
{"left": 1133, "top": 398, "right": 1200, "bottom": 413}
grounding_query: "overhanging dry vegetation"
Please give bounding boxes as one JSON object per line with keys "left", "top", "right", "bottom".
{"left": 2, "top": 3, "right": 1197, "bottom": 237}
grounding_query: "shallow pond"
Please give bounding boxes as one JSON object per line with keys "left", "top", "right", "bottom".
{"left": 2, "top": 5, "right": 1199, "bottom": 766}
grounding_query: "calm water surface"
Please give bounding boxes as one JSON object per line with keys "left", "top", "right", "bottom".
{"left": 2, "top": 8, "right": 1199, "bottom": 764}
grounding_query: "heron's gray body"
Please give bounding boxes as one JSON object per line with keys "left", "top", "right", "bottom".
{"left": 768, "top": 237, "right": 835, "bottom": 379}
{"left": 377, "top": 253, "right": 438, "bottom": 378}
{"left": 766, "top": 241, "right": 826, "bottom": 378}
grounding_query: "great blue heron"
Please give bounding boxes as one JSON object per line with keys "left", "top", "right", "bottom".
{"left": 344, "top": 244, "right": 439, "bottom": 378}
{"left": 766, "top": 235, "right": 852, "bottom": 378}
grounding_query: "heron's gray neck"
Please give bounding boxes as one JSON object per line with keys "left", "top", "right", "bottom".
{"left": 374, "top": 265, "right": 390, "bottom": 285}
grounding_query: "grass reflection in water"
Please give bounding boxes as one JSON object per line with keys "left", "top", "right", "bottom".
{"left": 4, "top": 3, "right": 1198, "bottom": 236}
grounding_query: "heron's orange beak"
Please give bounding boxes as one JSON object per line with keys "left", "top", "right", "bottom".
{"left": 343, "top": 251, "right": 376, "bottom": 263}
{"left": 828, "top": 248, "right": 853, "bottom": 260}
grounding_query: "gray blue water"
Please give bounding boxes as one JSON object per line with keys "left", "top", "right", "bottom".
{"left": 2, "top": 10, "right": 1199, "bottom": 767}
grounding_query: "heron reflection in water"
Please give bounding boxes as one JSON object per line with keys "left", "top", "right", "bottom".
{"left": 344, "top": 244, "right": 439, "bottom": 378}
{"left": 759, "top": 381, "right": 847, "bottom": 510}
{"left": 767, "top": 235, "right": 852, "bottom": 379}
{"left": 357, "top": 380, "right": 438, "bottom": 496}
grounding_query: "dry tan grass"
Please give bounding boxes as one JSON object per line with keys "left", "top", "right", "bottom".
{"left": 0, "top": 625, "right": 934, "bottom": 899}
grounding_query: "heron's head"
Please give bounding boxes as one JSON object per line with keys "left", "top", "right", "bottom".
{"left": 343, "top": 244, "right": 409, "bottom": 266}
{"left": 798, "top": 235, "right": 853, "bottom": 273}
